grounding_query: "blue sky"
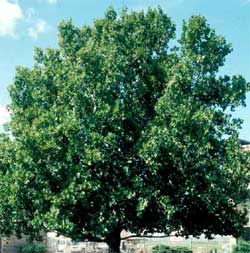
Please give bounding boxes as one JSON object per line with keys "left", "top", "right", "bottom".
{"left": 0, "top": 0, "right": 249, "bottom": 138}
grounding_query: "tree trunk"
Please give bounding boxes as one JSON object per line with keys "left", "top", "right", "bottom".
{"left": 106, "top": 227, "right": 122, "bottom": 253}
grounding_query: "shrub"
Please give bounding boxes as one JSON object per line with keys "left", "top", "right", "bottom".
{"left": 234, "top": 240, "right": 250, "bottom": 253}
{"left": 171, "top": 246, "right": 192, "bottom": 253}
{"left": 152, "top": 244, "right": 192, "bottom": 253}
{"left": 241, "top": 227, "right": 250, "bottom": 241}
{"left": 20, "top": 244, "right": 46, "bottom": 252}
{"left": 152, "top": 244, "right": 171, "bottom": 253}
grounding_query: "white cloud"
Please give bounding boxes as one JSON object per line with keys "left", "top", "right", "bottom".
{"left": 28, "top": 19, "right": 46, "bottom": 39}
{"left": 0, "top": 0, "right": 22, "bottom": 37}
{"left": 0, "top": 105, "right": 10, "bottom": 125}
{"left": 48, "top": 0, "right": 58, "bottom": 4}
{"left": 242, "top": 0, "right": 250, "bottom": 5}
{"left": 25, "top": 7, "right": 36, "bottom": 21}
{"left": 35, "top": 0, "right": 58, "bottom": 4}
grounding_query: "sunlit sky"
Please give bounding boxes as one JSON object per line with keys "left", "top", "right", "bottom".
{"left": 0, "top": 0, "right": 249, "bottom": 139}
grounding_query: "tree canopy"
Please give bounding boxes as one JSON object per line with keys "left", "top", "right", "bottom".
{"left": 0, "top": 7, "right": 249, "bottom": 253}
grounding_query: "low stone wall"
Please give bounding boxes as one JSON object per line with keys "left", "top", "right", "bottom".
{"left": 2, "top": 236, "right": 26, "bottom": 253}
{"left": 0, "top": 233, "right": 235, "bottom": 253}
{"left": 1, "top": 235, "right": 46, "bottom": 253}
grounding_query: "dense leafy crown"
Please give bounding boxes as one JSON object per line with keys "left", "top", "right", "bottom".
{"left": 0, "top": 7, "right": 249, "bottom": 243}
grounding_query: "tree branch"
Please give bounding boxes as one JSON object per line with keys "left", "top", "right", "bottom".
{"left": 121, "top": 234, "right": 172, "bottom": 240}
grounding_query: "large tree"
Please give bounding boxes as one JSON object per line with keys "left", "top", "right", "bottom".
{"left": 0, "top": 7, "right": 250, "bottom": 253}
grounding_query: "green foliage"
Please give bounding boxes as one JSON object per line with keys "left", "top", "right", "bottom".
{"left": 20, "top": 244, "right": 46, "bottom": 252}
{"left": 152, "top": 244, "right": 170, "bottom": 253}
{"left": 152, "top": 244, "right": 192, "bottom": 253}
{"left": 0, "top": 6, "right": 249, "bottom": 252}
{"left": 234, "top": 240, "right": 250, "bottom": 253}
{"left": 241, "top": 227, "right": 250, "bottom": 241}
